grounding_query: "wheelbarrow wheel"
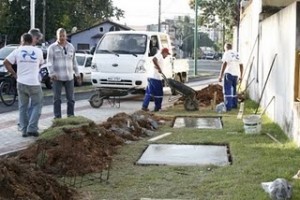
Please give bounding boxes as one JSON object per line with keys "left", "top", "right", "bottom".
{"left": 89, "top": 94, "right": 104, "bottom": 108}
{"left": 184, "top": 97, "right": 199, "bottom": 111}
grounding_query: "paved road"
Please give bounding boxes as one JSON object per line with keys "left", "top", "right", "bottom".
{"left": 0, "top": 59, "right": 221, "bottom": 114}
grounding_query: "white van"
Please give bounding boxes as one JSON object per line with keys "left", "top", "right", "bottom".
{"left": 91, "top": 31, "right": 189, "bottom": 91}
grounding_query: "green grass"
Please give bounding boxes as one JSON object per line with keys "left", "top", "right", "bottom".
{"left": 39, "top": 116, "right": 94, "bottom": 140}
{"left": 76, "top": 100, "right": 300, "bottom": 200}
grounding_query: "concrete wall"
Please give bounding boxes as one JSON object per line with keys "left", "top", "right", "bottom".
{"left": 258, "top": 2, "right": 296, "bottom": 139}
{"left": 239, "top": 1, "right": 299, "bottom": 143}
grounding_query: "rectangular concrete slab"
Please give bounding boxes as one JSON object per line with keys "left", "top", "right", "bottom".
{"left": 173, "top": 117, "right": 222, "bottom": 129}
{"left": 137, "top": 144, "right": 230, "bottom": 166}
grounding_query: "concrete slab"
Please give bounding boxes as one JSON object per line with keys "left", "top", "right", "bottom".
{"left": 173, "top": 117, "right": 222, "bottom": 129}
{"left": 136, "top": 144, "right": 230, "bottom": 166}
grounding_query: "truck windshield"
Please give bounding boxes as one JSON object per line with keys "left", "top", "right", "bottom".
{"left": 96, "top": 34, "right": 147, "bottom": 55}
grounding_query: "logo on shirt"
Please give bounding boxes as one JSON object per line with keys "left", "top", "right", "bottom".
{"left": 21, "top": 50, "right": 37, "bottom": 60}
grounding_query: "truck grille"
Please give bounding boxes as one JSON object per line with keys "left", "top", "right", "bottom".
{"left": 99, "top": 79, "right": 133, "bottom": 86}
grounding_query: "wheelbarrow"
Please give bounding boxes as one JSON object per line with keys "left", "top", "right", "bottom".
{"left": 161, "top": 73, "right": 199, "bottom": 111}
{"left": 89, "top": 87, "right": 136, "bottom": 108}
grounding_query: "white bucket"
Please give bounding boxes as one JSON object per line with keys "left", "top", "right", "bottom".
{"left": 243, "top": 115, "right": 261, "bottom": 134}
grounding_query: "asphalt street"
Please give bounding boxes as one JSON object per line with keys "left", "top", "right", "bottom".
{"left": 0, "top": 59, "right": 222, "bottom": 114}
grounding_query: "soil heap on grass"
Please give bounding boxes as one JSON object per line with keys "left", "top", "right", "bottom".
{"left": 0, "top": 158, "right": 76, "bottom": 200}
{"left": 178, "top": 84, "right": 224, "bottom": 107}
{"left": 196, "top": 84, "right": 224, "bottom": 106}
{"left": 17, "top": 111, "right": 165, "bottom": 177}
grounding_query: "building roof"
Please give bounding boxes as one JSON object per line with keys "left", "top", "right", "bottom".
{"left": 68, "top": 19, "right": 133, "bottom": 37}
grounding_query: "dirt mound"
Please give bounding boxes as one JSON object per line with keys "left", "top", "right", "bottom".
{"left": 0, "top": 111, "right": 168, "bottom": 200}
{"left": 196, "top": 84, "right": 224, "bottom": 106}
{"left": 18, "top": 122, "right": 117, "bottom": 176}
{"left": 0, "top": 158, "right": 76, "bottom": 200}
{"left": 17, "top": 111, "right": 165, "bottom": 176}
{"left": 177, "top": 84, "right": 224, "bottom": 107}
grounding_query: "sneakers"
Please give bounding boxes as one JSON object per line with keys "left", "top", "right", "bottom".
{"left": 27, "top": 132, "right": 39, "bottom": 137}
{"left": 141, "top": 107, "right": 149, "bottom": 111}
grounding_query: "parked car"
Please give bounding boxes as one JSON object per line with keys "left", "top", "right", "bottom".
{"left": 0, "top": 44, "right": 52, "bottom": 89}
{"left": 0, "top": 44, "right": 19, "bottom": 73}
{"left": 75, "top": 53, "right": 93, "bottom": 86}
{"left": 205, "top": 52, "right": 215, "bottom": 60}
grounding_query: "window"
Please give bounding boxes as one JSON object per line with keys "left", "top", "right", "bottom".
{"left": 96, "top": 33, "right": 147, "bottom": 55}
{"left": 99, "top": 27, "right": 103, "bottom": 32}
{"left": 85, "top": 57, "right": 92, "bottom": 67}
{"left": 77, "top": 43, "right": 89, "bottom": 50}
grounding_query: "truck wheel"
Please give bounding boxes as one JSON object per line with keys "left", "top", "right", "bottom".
{"left": 184, "top": 97, "right": 198, "bottom": 111}
{"left": 89, "top": 94, "right": 103, "bottom": 108}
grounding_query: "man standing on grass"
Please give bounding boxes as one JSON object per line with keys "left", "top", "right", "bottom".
{"left": 218, "top": 43, "right": 243, "bottom": 112}
{"left": 4, "top": 33, "right": 44, "bottom": 137}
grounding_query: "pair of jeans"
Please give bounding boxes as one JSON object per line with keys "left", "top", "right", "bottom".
{"left": 17, "top": 82, "right": 43, "bottom": 134}
{"left": 52, "top": 79, "right": 75, "bottom": 118}
{"left": 223, "top": 73, "right": 238, "bottom": 111}
{"left": 142, "top": 78, "right": 163, "bottom": 110}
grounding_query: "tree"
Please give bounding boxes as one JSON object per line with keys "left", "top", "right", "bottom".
{"left": 189, "top": 0, "right": 239, "bottom": 42}
{"left": 0, "top": 0, "right": 124, "bottom": 43}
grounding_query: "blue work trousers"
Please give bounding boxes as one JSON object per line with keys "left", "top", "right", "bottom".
{"left": 142, "top": 78, "right": 163, "bottom": 110}
{"left": 223, "top": 73, "right": 238, "bottom": 111}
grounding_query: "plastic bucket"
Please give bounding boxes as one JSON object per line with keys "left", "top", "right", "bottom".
{"left": 243, "top": 115, "right": 261, "bottom": 134}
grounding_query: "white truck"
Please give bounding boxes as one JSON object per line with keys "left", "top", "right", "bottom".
{"left": 90, "top": 31, "right": 189, "bottom": 90}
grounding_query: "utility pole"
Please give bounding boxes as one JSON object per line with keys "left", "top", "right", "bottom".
{"left": 236, "top": 0, "right": 240, "bottom": 52}
{"left": 30, "top": 0, "right": 35, "bottom": 29}
{"left": 194, "top": 0, "right": 198, "bottom": 76}
{"left": 42, "top": 0, "right": 46, "bottom": 42}
{"left": 158, "top": 0, "right": 161, "bottom": 32}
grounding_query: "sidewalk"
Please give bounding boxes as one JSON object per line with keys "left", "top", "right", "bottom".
{"left": 0, "top": 78, "right": 218, "bottom": 156}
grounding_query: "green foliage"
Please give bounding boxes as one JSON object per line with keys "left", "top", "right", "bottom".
{"left": 190, "top": 0, "right": 240, "bottom": 42}
{"left": 0, "top": 0, "right": 124, "bottom": 43}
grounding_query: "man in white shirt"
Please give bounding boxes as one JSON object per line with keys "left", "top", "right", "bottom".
{"left": 4, "top": 33, "right": 44, "bottom": 137}
{"left": 218, "top": 43, "right": 244, "bottom": 111}
{"left": 142, "top": 48, "right": 170, "bottom": 112}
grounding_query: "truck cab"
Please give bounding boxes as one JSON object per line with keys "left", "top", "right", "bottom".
{"left": 91, "top": 31, "right": 189, "bottom": 90}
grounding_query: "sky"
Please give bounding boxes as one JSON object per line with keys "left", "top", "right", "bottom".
{"left": 112, "top": 0, "right": 195, "bottom": 26}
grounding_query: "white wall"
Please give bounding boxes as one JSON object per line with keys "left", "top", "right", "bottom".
{"left": 259, "top": 3, "right": 296, "bottom": 132}
{"left": 239, "top": 1, "right": 299, "bottom": 143}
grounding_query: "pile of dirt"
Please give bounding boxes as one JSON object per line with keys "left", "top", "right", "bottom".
{"left": 0, "top": 111, "right": 169, "bottom": 200}
{"left": 196, "top": 84, "right": 224, "bottom": 106}
{"left": 17, "top": 111, "right": 166, "bottom": 176}
{"left": 0, "top": 158, "right": 76, "bottom": 200}
{"left": 18, "top": 122, "right": 116, "bottom": 176}
{"left": 178, "top": 84, "right": 224, "bottom": 107}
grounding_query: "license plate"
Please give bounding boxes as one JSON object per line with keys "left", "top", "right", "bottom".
{"left": 108, "top": 77, "right": 121, "bottom": 81}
